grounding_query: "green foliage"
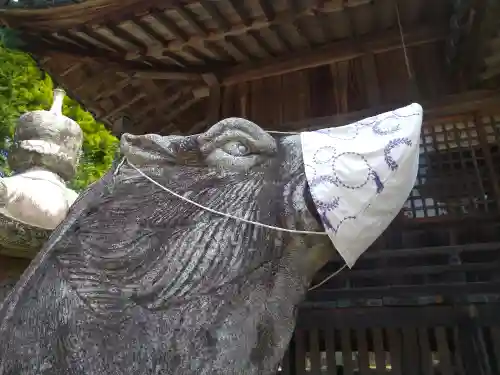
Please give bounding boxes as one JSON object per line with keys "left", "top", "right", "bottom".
{"left": 0, "top": 39, "right": 118, "bottom": 190}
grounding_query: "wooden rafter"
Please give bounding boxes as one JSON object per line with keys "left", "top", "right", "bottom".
{"left": 150, "top": 95, "right": 202, "bottom": 134}
{"left": 116, "top": 70, "right": 203, "bottom": 81}
{"left": 160, "top": 95, "right": 201, "bottom": 132}
{"left": 361, "top": 53, "right": 381, "bottom": 106}
{"left": 103, "top": 92, "right": 146, "bottom": 121}
{"left": 165, "top": 4, "right": 318, "bottom": 52}
{"left": 130, "top": 81, "right": 182, "bottom": 119}
{"left": 27, "top": 19, "right": 447, "bottom": 90}
{"left": 221, "top": 24, "right": 447, "bottom": 86}
{"left": 139, "top": 85, "right": 198, "bottom": 132}
{"left": 0, "top": 0, "right": 456, "bottom": 135}
{"left": 10, "top": 0, "right": 370, "bottom": 62}
{"left": 0, "top": 0, "right": 173, "bottom": 29}
{"left": 22, "top": 32, "right": 214, "bottom": 77}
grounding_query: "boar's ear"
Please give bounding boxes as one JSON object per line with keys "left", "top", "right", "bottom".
{"left": 199, "top": 118, "right": 277, "bottom": 156}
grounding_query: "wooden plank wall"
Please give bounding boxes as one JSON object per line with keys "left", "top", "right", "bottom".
{"left": 220, "top": 43, "right": 450, "bottom": 131}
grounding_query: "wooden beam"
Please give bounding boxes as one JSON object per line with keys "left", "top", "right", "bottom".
{"left": 141, "top": 88, "right": 203, "bottom": 134}
{"left": 133, "top": 82, "right": 185, "bottom": 118}
{"left": 22, "top": 32, "right": 214, "bottom": 75}
{"left": 307, "top": 281, "right": 500, "bottom": 301}
{"left": 116, "top": 70, "right": 203, "bottom": 81}
{"left": 166, "top": 4, "right": 314, "bottom": 52}
{"left": 103, "top": 92, "right": 146, "bottom": 120}
{"left": 59, "top": 61, "right": 85, "bottom": 77}
{"left": 0, "top": 0, "right": 176, "bottom": 30}
{"left": 159, "top": 96, "right": 202, "bottom": 132}
{"left": 361, "top": 53, "right": 381, "bottom": 106}
{"left": 95, "top": 77, "right": 132, "bottom": 101}
{"left": 205, "top": 85, "right": 222, "bottom": 125}
{"left": 172, "top": 5, "right": 207, "bottom": 37}
{"left": 138, "top": 85, "right": 195, "bottom": 131}
{"left": 204, "top": 74, "right": 221, "bottom": 128}
{"left": 270, "top": 89, "right": 500, "bottom": 132}
{"left": 221, "top": 24, "right": 447, "bottom": 86}
{"left": 330, "top": 61, "right": 350, "bottom": 113}
{"left": 296, "top": 304, "right": 500, "bottom": 328}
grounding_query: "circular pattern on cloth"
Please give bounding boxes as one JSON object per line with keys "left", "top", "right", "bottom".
{"left": 309, "top": 175, "right": 340, "bottom": 211}
{"left": 331, "top": 152, "right": 373, "bottom": 190}
{"left": 312, "top": 146, "right": 336, "bottom": 164}
{"left": 372, "top": 117, "right": 401, "bottom": 136}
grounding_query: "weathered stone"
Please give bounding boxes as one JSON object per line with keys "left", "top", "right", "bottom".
{"left": 8, "top": 88, "right": 83, "bottom": 181}
{"left": 0, "top": 118, "right": 334, "bottom": 375}
{"left": 0, "top": 88, "right": 82, "bottom": 260}
{"left": 0, "top": 276, "right": 17, "bottom": 303}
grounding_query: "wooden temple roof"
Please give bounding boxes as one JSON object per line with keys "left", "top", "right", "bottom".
{"left": 0, "top": 0, "right": 497, "bottom": 136}
{"left": 0, "top": 0, "right": 460, "bottom": 135}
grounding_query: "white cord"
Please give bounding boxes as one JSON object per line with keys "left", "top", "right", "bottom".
{"left": 125, "top": 158, "right": 328, "bottom": 236}
{"left": 308, "top": 264, "right": 347, "bottom": 291}
{"left": 121, "top": 158, "right": 347, "bottom": 290}
{"left": 266, "top": 130, "right": 300, "bottom": 135}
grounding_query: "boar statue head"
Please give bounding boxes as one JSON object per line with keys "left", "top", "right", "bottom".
{"left": 0, "top": 118, "right": 335, "bottom": 375}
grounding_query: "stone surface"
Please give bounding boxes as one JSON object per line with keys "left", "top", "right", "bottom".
{"left": 0, "top": 118, "right": 334, "bottom": 375}
{"left": 0, "top": 168, "right": 79, "bottom": 231}
{"left": 0, "top": 255, "right": 29, "bottom": 305}
{"left": 0, "top": 89, "right": 82, "bottom": 258}
{"left": 0, "top": 215, "right": 50, "bottom": 258}
{"left": 0, "top": 276, "right": 17, "bottom": 304}
{"left": 8, "top": 89, "right": 83, "bottom": 181}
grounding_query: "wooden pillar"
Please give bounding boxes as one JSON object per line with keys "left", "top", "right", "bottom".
{"left": 204, "top": 73, "right": 221, "bottom": 127}
{"left": 456, "top": 306, "right": 493, "bottom": 375}
{"left": 401, "top": 328, "right": 421, "bottom": 375}
{"left": 361, "top": 53, "right": 381, "bottom": 107}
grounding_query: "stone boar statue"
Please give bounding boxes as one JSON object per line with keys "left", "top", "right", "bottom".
{"left": 0, "top": 105, "right": 423, "bottom": 375}
{"left": 0, "top": 118, "right": 334, "bottom": 375}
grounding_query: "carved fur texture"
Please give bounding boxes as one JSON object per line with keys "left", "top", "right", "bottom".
{"left": 0, "top": 118, "right": 331, "bottom": 375}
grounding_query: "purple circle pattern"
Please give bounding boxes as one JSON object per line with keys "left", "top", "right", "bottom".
{"left": 312, "top": 146, "right": 336, "bottom": 164}
{"left": 306, "top": 109, "right": 420, "bottom": 236}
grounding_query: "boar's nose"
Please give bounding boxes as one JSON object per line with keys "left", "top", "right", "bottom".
{"left": 120, "top": 133, "right": 185, "bottom": 165}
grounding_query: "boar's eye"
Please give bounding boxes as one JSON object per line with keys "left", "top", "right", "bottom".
{"left": 221, "top": 141, "right": 250, "bottom": 157}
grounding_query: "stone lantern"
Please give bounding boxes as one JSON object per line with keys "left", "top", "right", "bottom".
{"left": 0, "top": 88, "right": 83, "bottom": 259}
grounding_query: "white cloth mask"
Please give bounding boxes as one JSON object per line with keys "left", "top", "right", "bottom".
{"left": 301, "top": 103, "right": 423, "bottom": 268}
